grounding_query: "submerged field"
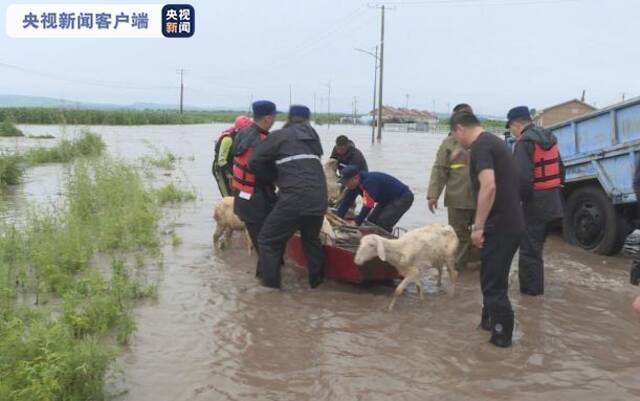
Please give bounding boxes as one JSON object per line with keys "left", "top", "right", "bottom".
{"left": 0, "top": 130, "right": 195, "bottom": 401}
{"left": 2, "top": 123, "right": 639, "bottom": 401}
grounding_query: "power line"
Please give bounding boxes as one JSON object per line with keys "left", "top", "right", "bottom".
{"left": 0, "top": 61, "right": 174, "bottom": 91}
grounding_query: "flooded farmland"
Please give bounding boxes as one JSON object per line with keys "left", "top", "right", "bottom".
{"left": 3, "top": 123, "right": 639, "bottom": 401}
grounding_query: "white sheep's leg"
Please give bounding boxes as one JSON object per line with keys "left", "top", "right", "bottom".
{"left": 415, "top": 279, "right": 425, "bottom": 301}
{"left": 213, "top": 225, "right": 224, "bottom": 248}
{"left": 218, "top": 228, "right": 229, "bottom": 249}
{"left": 244, "top": 229, "right": 253, "bottom": 255}
{"left": 388, "top": 270, "right": 419, "bottom": 311}
{"left": 223, "top": 228, "right": 233, "bottom": 249}
{"left": 436, "top": 265, "right": 443, "bottom": 287}
{"left": 446, "top": 256, "right": 458, "bottom": 297}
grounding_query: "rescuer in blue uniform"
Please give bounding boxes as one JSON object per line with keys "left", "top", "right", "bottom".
{"left": 336, "top": 166, "right": 414, "bottom": 232}
{"left": 508, "top": 106, "right": 564, "bottom": 296}
{"left": 249, "top": 105, "right": 328, "bottom": 289}
{"left": 231, "top": 100, "right": 278, "bottom": 277}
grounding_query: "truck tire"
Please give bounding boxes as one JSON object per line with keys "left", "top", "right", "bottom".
{"left": 563, "top": 186, "right": 625, "bottom": 255}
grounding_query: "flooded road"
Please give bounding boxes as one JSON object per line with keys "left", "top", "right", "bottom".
{"left": 3, "top": 123, "right": 640, "bottom": 401}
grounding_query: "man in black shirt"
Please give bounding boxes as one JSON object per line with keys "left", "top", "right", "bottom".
{"left": 330, "top": 135, "right": 369, "bottom": 175}
{"left": 451, "top": 111, "right": 525, "bottom": 348}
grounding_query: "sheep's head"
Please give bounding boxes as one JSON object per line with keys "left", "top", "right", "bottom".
{"left": 354, "top": 234, "right": 386, "bottom": 265}
{"left": 323, "top": 158, "right": 339, "bottom": 174}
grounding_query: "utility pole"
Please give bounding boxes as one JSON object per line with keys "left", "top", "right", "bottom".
{"left": 354, "top": 46, "right": 379, "bottom": 144}
{"left": 313, "top": 92, "right": 317, "bottom": 122}
{"left": 289, "top": 84, "right": 292, "bottom": 107}
{"left": 177, "top": 68, "right": 185, "bottom": 114}
{"left": 372, "top": 46, "right": 378, "bottom": 144}
{"left": 377, "top": 5, "right": 385, "bottom": 142}
{"left": 405, "top": 93, "right": 410, "bottom": 109}
{"left": 353, "top": 96, "right": 358, "bottom": 124}
{"left": 249, "top": 93, "right": 253, "bottom": 114}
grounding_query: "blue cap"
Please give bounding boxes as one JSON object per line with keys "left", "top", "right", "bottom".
{"left": 338, "top": 165, "right": 360, "bottom": 183}
{"left": 252, "top": 100, "right": 277, "bottom": 117}
{"left": 289, "top": 104, "right": 311, "bottom": 119}
{"left": 506, "top": 106, "right": 531, "bottom": 128}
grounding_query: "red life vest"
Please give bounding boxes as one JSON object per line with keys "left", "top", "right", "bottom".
{"left": 360, "top": 185, "right": 376, "bottom": 208}
{"left": 532, "top": 143, "right": 561, "bottom": 190}
{"left": 232, "top": 131, "right": 267, "bottom": 196}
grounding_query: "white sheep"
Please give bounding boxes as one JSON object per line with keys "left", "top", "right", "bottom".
{"left": 354, "top": 224, "right": 459, "bottom": 311}
{"left": 320, "top": 216, "right": 336, "bottom": 246}
{"left": 323, "top": 158, "right": 342, "bottom": 205}
{"left": 213, "top": 196, "right": 252, "bottom": 253}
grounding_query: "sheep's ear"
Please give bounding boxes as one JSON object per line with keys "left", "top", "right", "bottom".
{"left": 375, "top": 236, "right": 386, "bottom": 262}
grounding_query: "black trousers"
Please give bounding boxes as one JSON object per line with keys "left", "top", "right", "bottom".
{"left": 367, "top": 192, "right": 414, "bottom": 232}
{"left": 245, "top": 222, "right": 264, "bottom": 277}
{"left": 631, "top": 255, "right": 640, "bottom": 285}
{"left": 480, "top": 232, "right": 522, "bottom": 316}
{"left": 519, "top": 220, "right": 548, "bottom": 295}
{"left": 258, "top": 206, "right": 325, "bottom": 288}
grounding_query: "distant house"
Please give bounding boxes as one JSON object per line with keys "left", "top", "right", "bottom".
{"left": 533, "top": 99, "right": 597, "bottom": 127}
{"left": 370, "top": 106, "right": 438, "bottom": 132}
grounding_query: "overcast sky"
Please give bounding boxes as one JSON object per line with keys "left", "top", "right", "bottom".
{"left": 1, "top": 0, "right": 638, "bottom": 116}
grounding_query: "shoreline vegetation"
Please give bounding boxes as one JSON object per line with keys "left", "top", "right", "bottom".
{"left": 0, "top": 107, "right": 348, "bottom": 126}
{"left": 0, "top": 130, "right": 106, "bottom": 186}
{"left": 0, "top": 120, "right": 24, "bottom": 137}
{"left": 0, "top": 138, "right": 196, "bottom": 400}
{"left": 0, "top": 107, "right": 506, "bottom": 133}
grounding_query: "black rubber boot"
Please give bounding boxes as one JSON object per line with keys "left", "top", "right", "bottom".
{"left": 630, "top": 259, "right": 640, "bottom": 286}
{"left": 479, "top": 306, "right": 491, "bottom": 331}
{"left": 309, "top": 275, "right": 324, "bottom": 289}
{"left": 489, "top": 311, "right": 514, "bottom": 348}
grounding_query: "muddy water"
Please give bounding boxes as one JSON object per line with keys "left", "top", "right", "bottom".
{"left": 3, "top": 124, "right": 640, "bottom": 401}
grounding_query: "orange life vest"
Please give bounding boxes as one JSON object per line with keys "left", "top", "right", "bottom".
{"left": 532, "top": 143, "right": 561, "bottom": 190}
{"left": 231, "top": 131, "right": 267, "bottom": 196}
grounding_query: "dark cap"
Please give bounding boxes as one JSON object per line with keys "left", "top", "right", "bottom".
{"left": 338, "top": 165, "right": 360, "bottom": 183}
{"left": 252, "top": 100, "right": 277, "bottom": 117}
{"left": 506, "top": 106, "right": 531, "bottom": 128}
{"left": 288, "top": 104, "right": 310, "bottom": 119}
{"left": 336, "top": 135, "right": 350, "bottom": 146}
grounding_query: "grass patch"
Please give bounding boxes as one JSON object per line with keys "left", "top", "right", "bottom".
{"left": 25, "top": 130, "right": 105, "bottom": 164}
{"left": 154, "top": 182, "right": 196, "bottom": 205}
{"left": 0, "top": 152, "right": 26, "bottom": 186}
{"left": 0, "top": 156, "right": 171, "bottom": 400}
{"left": 27, "top": 134, "right": 56, "bottom": 139}
{"left": 0, "top": 120, "right": 24, "bottom": 137}
{"left": 146, "top": 150, "right": 178, "bottom": 170}
{"left": 0, "top": 130, "right": 106, "bottom": 186}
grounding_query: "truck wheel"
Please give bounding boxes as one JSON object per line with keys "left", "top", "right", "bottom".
{"left": 563, "top": 186, "right": 625, "bottom": 255}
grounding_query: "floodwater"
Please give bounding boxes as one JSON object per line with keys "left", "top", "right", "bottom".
{"left": 3, "top": 123, "right": 640, "bottom": 401}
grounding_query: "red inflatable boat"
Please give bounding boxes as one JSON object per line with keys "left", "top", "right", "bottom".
{"left": 284, "top": 225, "right": 401, "bottom": 284}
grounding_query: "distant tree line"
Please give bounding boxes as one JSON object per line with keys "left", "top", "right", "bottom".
{"left": 0, "top": 108, "right": 242, "bottom": 125}
{"left": 0, "top": 107, "right": 348, "bottom": 126}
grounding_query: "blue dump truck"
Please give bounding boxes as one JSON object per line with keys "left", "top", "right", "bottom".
{"left": 549, "top": 97, "right": 640, "bottom": 255}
